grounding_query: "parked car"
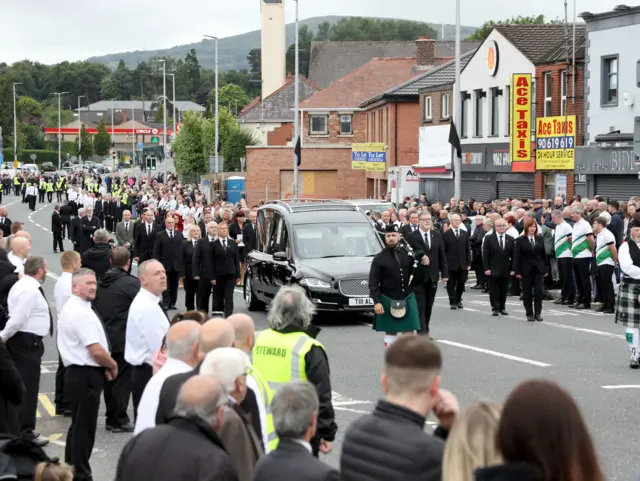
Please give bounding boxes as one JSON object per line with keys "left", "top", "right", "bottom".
{"left": 41, "top": 162, "right": 56, "bottom": 173}
{"left": 244, "top": 199, "right": 383, "bottom": 313}
{"left": 349, "top": 199, "right": 395, "bottom": 215}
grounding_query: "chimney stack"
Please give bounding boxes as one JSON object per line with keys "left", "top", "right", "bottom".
{"left": 416, "top": 36, "right": 436, "bottom": 68}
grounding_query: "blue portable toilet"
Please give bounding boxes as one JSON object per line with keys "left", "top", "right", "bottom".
{"left": 225, "top": 176, "right": 245, "bottom": 204}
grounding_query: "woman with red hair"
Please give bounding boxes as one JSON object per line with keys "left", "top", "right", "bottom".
{"left": 513, "top": 217, "right": 547, "bottom": 322}
{"left": 230, "top": 210, "right": 247, "bottom": 285}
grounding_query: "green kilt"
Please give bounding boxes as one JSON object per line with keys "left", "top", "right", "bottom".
{"left": 373, "top": 293, "right": 421, "bottom": 333}
{"left": 615, "top": 281, "right": 640, "bottom": 328}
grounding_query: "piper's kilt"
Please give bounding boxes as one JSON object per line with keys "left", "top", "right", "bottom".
{"left": 615, "top": 281, "right": 640, "bottom": 328}
{"left": 373, "top": 293, "right": 421, "bottom": 333}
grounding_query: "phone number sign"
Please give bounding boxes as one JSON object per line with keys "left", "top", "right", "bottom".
{"left": 535, "top": 115, "right": 576, "bottom": 170}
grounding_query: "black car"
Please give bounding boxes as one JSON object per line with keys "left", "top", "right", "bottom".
{"left": 40, "top": 162, "right": 56, "bottom": 173}
{"left": 244, "top": 200, "right": 384, "bottom": 312}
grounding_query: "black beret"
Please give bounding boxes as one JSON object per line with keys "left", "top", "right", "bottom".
{"left": 384, "top": 224, "right": 399, "bottom": 233}
{"left": 630, "top": 219, "right": 640, "bottom": 229}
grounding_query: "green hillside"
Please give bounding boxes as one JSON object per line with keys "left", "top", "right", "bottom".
{"left": 86, "top": 15, "right": 477, "bottom": 71}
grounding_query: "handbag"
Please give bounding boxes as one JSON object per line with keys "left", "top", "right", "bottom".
{"left": 389, "top": 299, "right": 407, "bottom": 319}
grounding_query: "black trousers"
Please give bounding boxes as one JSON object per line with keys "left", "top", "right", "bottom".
{"left": 54, "top": 355, "right": 68, "bottom": 412}
{"left": 28, "top": 195, "right": 36, "bottom": 211}
{"left": 103, "top": 353, "right": 132, "bottom": 427}
{"left": 573, "top": 257, "right": 592, "bottom": 306}
{"left": 446, "top": 268, "right": 468, "bottom": 305}
{"left": 53, "top": 232, "right": 63, "bottom": 252}
{"left": 522, "top": 272, "right": 544, "bottom": 316}
{"left": 557, "top": 257, "right": 575, "bottom": 302}
{"left": 162, "top": 270, "right": 180, "bottom": 308}
{"left": 509, "top": 276, "right": 521, "bottom": 295}
{"left": 6, "top": 332, "right": 44, "bottom": 435}
{"left": 184, "top": 278, "right": 198, "bottom": 311}
{"left": 214, "top": 274, "right": 236, "bottom": 317}
{"left": 596, "top": 264, "right": 615, "bottom": 310}
{"left": 38, "top": 190, "right": 45, "bottom": 203}
{"left": 62, "top": 221, "right": 71, "bottom": 239}
{"left": 488, "top": 276, "right": 509, "bottom": 312}
{"left": 413, "top": 281, "right": 438, "bottom": 333}
{"left": 56, "top": 190, "right": 63, "bottom": 202}
{"left": 47, "top": 192, "right": 53, "bottom": 202}
{"left": 197, "top": 278, "right": 213, "bottom": 312}
{"left": 473, "top": 257, "right": 486, "bottom": 285}
{"left": 131, "top": 364, "right": 153, "bottom": 422}
{"left": 105, "top": 217, "right": 114, "bottom": 232}
{"left": 64, "top": 365, "right": 105, "bottom": 481}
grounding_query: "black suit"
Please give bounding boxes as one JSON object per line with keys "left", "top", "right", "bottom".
{"left": 59, "top": 205, "right": 72, "bottom": 238}
{"left": 133, "top": 222, "right": 157, "bottom": 263}
{"left": 407, "top": 229, "right": 448, "bottom": 333}
{"left": 211, "top": 237, "right": 240, "bottom": 317}
{"left": 254, "top": 438, "right": 340, "bottom": 481}
{"left": 242, "top": 222, "right": 258, "bottom": 254}
{"left": 80, "top": 216, "right": 101, "bottom": 254}
{"left": 153, "top": 229, "right": 184, "bottom": 309}
{"left": 94, "top": 200, "right": 107, "bottom": 228}
{"left": 70, "top": 216, "right": 83, "bottom": 253}
{"left": 443, "top": 228, "right": 471, "bottom": 306}
{"left": 111, "top": 200, "right": 124, "bottom": 223}
{"left": 513, "top": 235, "right": 547, "bottom": 318}
{"left": 482, "top": 233, "right": 514, "bottom": 313}
{"left": 193, "top": 236, "right": 216, "bottom": 312}
{"left": 179, "top": 239, "right": 198, "bottom": 311}
{"left": 51, "top": 211, "right": 64, "bottom": 252}
{"left": 0, "top": 217, "right": 11, "bottom": 238}
{"left": 399, "top": 223, "right": 420, "bottom": 238}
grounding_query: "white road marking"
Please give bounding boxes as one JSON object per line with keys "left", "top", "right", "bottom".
{"left": 40, "top": 366, "right": 51, "bottom": 373}
{"left": 460, "top": 307, "right": 480, "bottom": 312}
{"left": 333, "top": 401, "right": 373, "bottom": 406}
{"left": 602, "top": 385, "right": 640, "bottom": 389}
{"left": 547, "top": 309, "right": 577, "bottom": 316}
{"left": 437, "top": 340, "right": 551, "bottom": 367}
{"left": 544, "top": 321, "right": 624, "bottom": 339}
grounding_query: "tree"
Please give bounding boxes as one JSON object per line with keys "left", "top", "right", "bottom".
{"left": 316, "top": 21, "right": 332, "bottom": 41}
{"left": 0, "top": 75, "right": 14, "bottom": 142}
{"left": 100, "top": 76, "right": 119, "bottom": 100}
{"left": 75, "top": 124, "right": 94, "bottom": 158}
{"left": 17, "top": 96, "right": 42, "bottom": 118}
{"left": 210, "top": 84, "right": 251, "bottom": 115}
{"left": 286, "top": 25, "right": 314, "bottom": 77}
{"left": 24, "top": 125, "right": 45, "bottom": 149}
{"left": 326, "top": 18, "right": 437, "bottom": 41}
{"left": 466, "top": 15, "right": 562, "bottom": 41}
{"left": 155, "top": 103, "right": 165, "bottom": 124}
{"left": 173, "top": 111, "right": 207, "bottom": 182}
{"left": 221, "top": 125, "right": 258, "bottom": 171}
{"left": 42, "top": 104, "right": 74, "bottom": 128}
{"left": 184, "top": 49, "right": 202, "bottom": 98}
{"left": 246, "top": 49, "right": 261, "bottom": 77}
{"left": 93, "top": 118, "right": 111, "bottom": 156}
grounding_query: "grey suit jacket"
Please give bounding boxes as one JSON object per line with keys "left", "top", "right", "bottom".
{"left": 115, "top": 221, "right": 135, "bottom": 249}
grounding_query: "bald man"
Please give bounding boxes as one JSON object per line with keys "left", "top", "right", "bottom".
{"left": 135, "top": 321, "right": 202, "bottom": 435}
{"left": 8, "top": 237, "right": 31, "bottom": 275}
{"left": 155, "top": 318, "right": 236, "bottom": 425}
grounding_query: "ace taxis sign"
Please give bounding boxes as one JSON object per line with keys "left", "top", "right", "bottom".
{"left": 535, "top": 115, "right": 576, "bottom": 170}
{"left": 509, "top": 74, "right": 532, "bottom": 163}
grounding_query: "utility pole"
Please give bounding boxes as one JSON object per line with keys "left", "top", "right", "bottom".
{"left": 293, "top": 0, "right": 300, "bottom": 200}
{"left": 168, "top": 73, "right": 177, "bottom": 134}
{"left": 204, "top": 35, "right": 219, "bottom": 174}
{"left": 51, "top": 92, "right": 68, "bottom": 170}
{"left": 453, "top": 0, "right": 461, "bottom": 200}
{"left": 78, "top": 95, "right": 86, "bottom": 165}
{"left": 158, "top": 59, "right": 167, "bottom": 176}
{"left": 12, "top": 82, "right": 22, "bottom": 163}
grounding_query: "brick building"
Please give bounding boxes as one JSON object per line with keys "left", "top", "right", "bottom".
{"left": 533, "top": 27, "right": 586, "bottom": 200}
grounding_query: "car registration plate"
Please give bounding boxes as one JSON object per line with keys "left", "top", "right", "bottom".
{"left": 349, "top": 297, "right": 373, "bottom": 306}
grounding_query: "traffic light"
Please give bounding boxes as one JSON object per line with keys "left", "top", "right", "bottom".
{"left": 111, "top": 150, "right": 117, "bottom": 163}
{"left": 145, "top": 156, "right": 157, "bottom": 171}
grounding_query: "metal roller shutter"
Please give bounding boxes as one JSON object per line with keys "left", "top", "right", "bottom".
{"left": 497, "top": 181, "right": 534, "bottom": 200}
{"left": 461, "top": 180, "right": 495, "bottom": 203}
{"left": 594, "top": 176, "right": 639, "bottom": 202}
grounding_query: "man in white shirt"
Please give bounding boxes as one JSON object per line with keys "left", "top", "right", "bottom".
{"left": 593, "top": 216, "right": 617, "bottom": 314}
{"left": 134, "top": 320, "right": 202, "bottom": 435}
{"left": 570, "top": 204, "right": 595, "bottom": 309}
{"left": 125, "top": 259, "right": 170, "bottom": 421}
{"left": 26, "top": 182, "right": 38, "bottom": 211}
{"left": 53, "top": 250, "right": 82, "bottom": 416}
{"left": 8, "top": 237, "right": 30, "bottom": 275}
{"left": 552, "top": 210, "right": 575, "bottom": 306}
{"left": 616, "top": 219, "right": 640, "bottom": 368}
{"left": 58, "top": 268, "right": 117, "bottom": 481}
{"left": 0, "top": 256, "right": 52, "bottom": 446}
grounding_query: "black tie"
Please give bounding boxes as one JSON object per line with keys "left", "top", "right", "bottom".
{"left": 158, "top": 301, "right": 169, "bottom": 320}
{"left": 530, "top": 237, "right": 535, "bottom": 248}
{"left": 455, "top": 230, "right": 459, "bottom": 238}
{"left": 147, "top": 225, "right": 151, "bottom": 236}
{"left": 223, "top": 239, "right": 226, "bottom": 250}
{"left": 39, "top": 287, "right": 53, "bottom": 336}
{"left": 423, "top": 232, "right": 429, "bottom": 250}
{"left": 499, "top": 235, "right": 504, "bottom": 250}
{"left": 170, "top": 230, "right": 173, "bottom": 239}
{"left": 125, "top": 223, "right": 129, "bottom": 233}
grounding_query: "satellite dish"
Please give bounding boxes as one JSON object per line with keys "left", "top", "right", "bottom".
{"left": 30, "top": 154, "right": 37, "bottom": 161}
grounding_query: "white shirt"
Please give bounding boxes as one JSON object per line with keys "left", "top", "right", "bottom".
{"left": 619, "top": 241, "right": 640, "bottom": 280}
{"left": 595, "top": 229, "right": 616, "bottom": 267}
{"left": 420, "top": 229, "right": 431, "bottom": 249}
{"left": 125, "top": 288, "right": 169, "bottom": 366}
{"left": 7, "top": 252, "right": 25, "bottom": 275}
{"left": 68, "top": 189, "right": 78, "bottom": 201}
{"left": 571, "top": 218, "right": 593, "bottom": 258}
{"left": 1, "top": 275, "right": 51, "bottom": 340}
{"left": 506, "top": 226, "right": 519, "bottom": 239}
{"left": 53, "top": 272, "right": 73, "bottom": 318}
{"left": 553, "top": 221, "right": 573, "bottom": 259}
{"left": 134, "top": 357, "right": 192, "bottom": 435}
{"left": 57, "top": 295, "right": 110, "bottom": 367}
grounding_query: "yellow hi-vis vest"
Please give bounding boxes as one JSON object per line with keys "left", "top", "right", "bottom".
{"left": 39, "top": 180, "right": 46, "bottom": 190}
{"left": 56, "top": 180, "right": 64, "bottom": 190}
{"left": 46, "top": 182, "right": 54, "bottom": 192}
{"left": 121, "top": 193, "right": 128, "bottom": 205}
{"left": 246, "top": 361, "right": 276, "bottom": 453}
{"left": 13, "top": 177, "right": 19, "bottom": 185}
{"left": 252, "top": 329, "right": 325, "bottom": 451}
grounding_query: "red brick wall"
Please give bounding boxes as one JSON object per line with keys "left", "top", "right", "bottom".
{"left": 534, "top": 170, "right": 575, "bottom": 200}
{"left": 267, "top": 123, "right": 293, "bottom": 146}
{"left": 244, "top": 146, "right": 366, "bottom": 206}
{"left": 303, "top": 111, "right": 366, "bottom": 144}
{"left": 365, "top": 101, "right": 420, "bottom": 168}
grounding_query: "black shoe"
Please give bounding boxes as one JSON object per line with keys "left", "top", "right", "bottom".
{"left": 527, "top": 315, "right": 535, "bottom": 322}
{"left": 110, "top": 423, "right": 134, "bottom": 433}
{"left": 457, "top": 302, "right": 463, "bottom": 309}
{"left": 568, "top": 303, "right": 578, "bottom": 308}
{"left": 575, "top": 304, "right": 590, "bottom": 310}
{"left": 519, "top": 295, "right": 524, "bottom": 300}
{"left": 492, "top": 311, "right": 499, "bottom": 316}
{"left": 561, "top": 299, "right": 573, "bottom": 305}
{"left": 553, "top": 299, "right": 564, "bottom": 305}
{"left": 593, "top": 306, "right": 605, "bottom": 312}
{"left": 53, "top": 251, "right": 59, "bottom": 254}
{"left": 630, "top": 360, "right": 640, "bottom": 369}
{"left": 602, "top": 308, "right": 615, "bottom": 314}
{"left": 169, "top": 305, "right": 177, "bottom": 310}
{"left": 470, "top": 284, "right": 481, "bottom": 289}
{"left": 535, "top": 315, "right": 544, "bottom": 322}
{"left": 500, "top": 310, "right": 509, "bottom": 316}
{"left": 450, "top": 305, "right": 457, "bottom": 310}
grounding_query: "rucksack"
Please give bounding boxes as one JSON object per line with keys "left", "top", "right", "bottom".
{"left": 0, "top": 435, "right": 53, "bottom": 480}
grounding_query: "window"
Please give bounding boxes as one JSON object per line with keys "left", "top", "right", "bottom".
{"left": 309, "top": 114, "right": 328, "bottom": 135}
{"left": 460, "top": 92, "right": 467, "bottom": 137}
{"left": 423, "top": 96, "right": 432, "bottom": 121}
{"left": 257, "top": 209, "right": 274, "bottom": 252}
{"left": 544, "top": 72, "right": 553, "bottom": 116}
{"left": 441, "top": 94, "right": 450, "bottom": 119}
{"left": 266, "top": 213, "right": 288, "bottom": 256}
{"left": 602, "top": 56, "right": 618, "bottom": 105}
{"left": 490, "top": 87, "right": 499, "bottom": 136}
{"left": 561, "top": 70, "right": 568, "bottom": 115}
{"left": 339, "top": 114, "right": 353, "bottom": 135}
{"left": 504, "top": 85, "right": 510, "bottom": 136}
{"left": 293, "top": 223, "right": 381, "bottom": 259}
{"left": 474, "top": 89, "right": 483, "bottom": 136}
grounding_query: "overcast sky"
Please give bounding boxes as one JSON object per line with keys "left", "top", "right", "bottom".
{"left": 0, "top": 0, "right": 625, "bottom": 65}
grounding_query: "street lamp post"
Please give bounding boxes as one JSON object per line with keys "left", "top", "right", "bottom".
{"left": 51, "top": 92, "right": 69, "bottom": 170}
{"left": 168, "top": 73, "right": 177, "bottom": 135}
{"left": 293, "top": 0, "right": 300, "bottom": 200}
{"left": 12, "top": 82, "right": 22, "bottom": 163}
{"left": 453, "top": 0, "right": 461, "bottom": 200}
{"left": 78, "top": 95, "right": 86, "bottom": 165}
{"left": 204, "top": 35, "right": 219, "bottom": 174}
{"left": 158, "top": 59, "right": 167, "bottom": 176}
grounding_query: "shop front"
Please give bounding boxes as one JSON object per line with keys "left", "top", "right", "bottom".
{"left": 574, "top": 140, "right": 639, "bottom": 200}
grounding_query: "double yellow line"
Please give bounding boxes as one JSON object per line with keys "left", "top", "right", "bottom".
{"left": 35, "top": 394, "right": 57, "bottom": 418}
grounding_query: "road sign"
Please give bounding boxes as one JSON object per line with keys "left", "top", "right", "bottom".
{"left": 137, "top": 142, "right": 144, "bottom": 151}
{"left": 13, "top": 160, "right": 19, "bottom": 168}
{"left": 70, "top": 156, "right": 77, "bottom": 162}
{"left": 30, "top": 154, "right": 37, "bottom": 161}
{"left": 170, "top": 133, "right": 176, "bottom": 142}
{"left": 151, "top": 136, "right": 159, "bottom": 144}
{"left": 0, "top": 152, "right": 3, "bottom": 164}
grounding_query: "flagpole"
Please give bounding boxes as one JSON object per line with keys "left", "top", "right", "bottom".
{"left": 453, "top": 0, "right": 461, "bottom": 200}
{"left": 293, "top": 0, "right": 300, "bottom": 201}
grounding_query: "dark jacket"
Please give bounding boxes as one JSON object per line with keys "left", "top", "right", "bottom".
{"left": 513, "top": 235, "right": 547, "bottom": 277}
{"left": 0, "top": 261, "right": 19, "bottom": 331}
{"left": 469, "top": 225, "right": 486, "bottom": 258}
{"left": 0, "top": 218, "right": 11, "bottom": 238}
{"left": 443, "top": 227, "right": 471, "bottom": 271}
{"left": 80, "top": 216, "right": 101, "bottom": 252}
{"left": 475, "top": 463, "right": 542, "bottom": 481}
{"left": 94, "top": 267, "right": 141, "bottom": 353}
{"left": 51, "top": 211, "right": 63, "bottom": 234}
{"left": 81, "top": 243, "right": 113, "bottom": 279}
{"left": 115, "top": 416, "right": 238, "bottom": 481}
{"left": 242, "top": 222, "right": 258, "bottom": 254}
{"left": 407, "top": 229, "right": 448, "bottom": 283}
{"left": 134, "top": 222, "right": 157, "bottom": 262}
{"left": 70, "top": 216, "right": 83, "bottom": 246}
{"left": 180, "top": 240, "right": 197, "bottom": 279}
{"left": 369, "top": 247, "right": 414, "bottom": 303}
{"left": 153, "top": 230, "right": 184, "bottom": 273}
{"left": 254, "top": 438, "right": 340, "bottom": 481}
{"left": 0, "top": 342, "right": 24, "bottom": 436}
{"left": 608, "top": 211, "right": 624, "bottom": 247}
{"left": 59, "top": 205, "right": 72, "bottom": 223}
{"left": 193, "top": 236, "right": 215, "bottom": 279}
{"left": 482, "top": 232, "right": 515, "bottom": 278}
{"left": 340, "top": 400, "right": 445, "bottom": 481}
{"left": 211, "top": 237, "right": 240, "bottom": 278}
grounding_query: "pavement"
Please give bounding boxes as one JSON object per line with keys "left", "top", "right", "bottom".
{"left": 4, "top": 195, "right": 640, "bottom": 481}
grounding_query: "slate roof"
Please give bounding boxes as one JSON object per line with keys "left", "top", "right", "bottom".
{"left": 360, "top": 49, "right": 476, "bottom": 107}
{"left": 78, "top": 100, "right": 205, "bottom": 112}
{"left": 237, "top": 75, "right": 319, "bottom": 122}
{"left": 493, "top": 24, "right": 576, "bottom": 64}
{"left": 301, "top": 58, "right": 420, "bottom": 109}
{"left": 308, "top": 41, "right": 480, "bottom": 89}
{"left": 541, "top": 26, "right": 587, "bottom": 63}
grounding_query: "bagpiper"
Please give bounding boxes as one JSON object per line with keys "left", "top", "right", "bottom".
{"left": 615, "top": 218, "right": 640, "bottom": 368}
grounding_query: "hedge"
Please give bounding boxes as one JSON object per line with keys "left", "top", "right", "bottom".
{"left": 2, "top": 149, "right": 61, "bottom": 165}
